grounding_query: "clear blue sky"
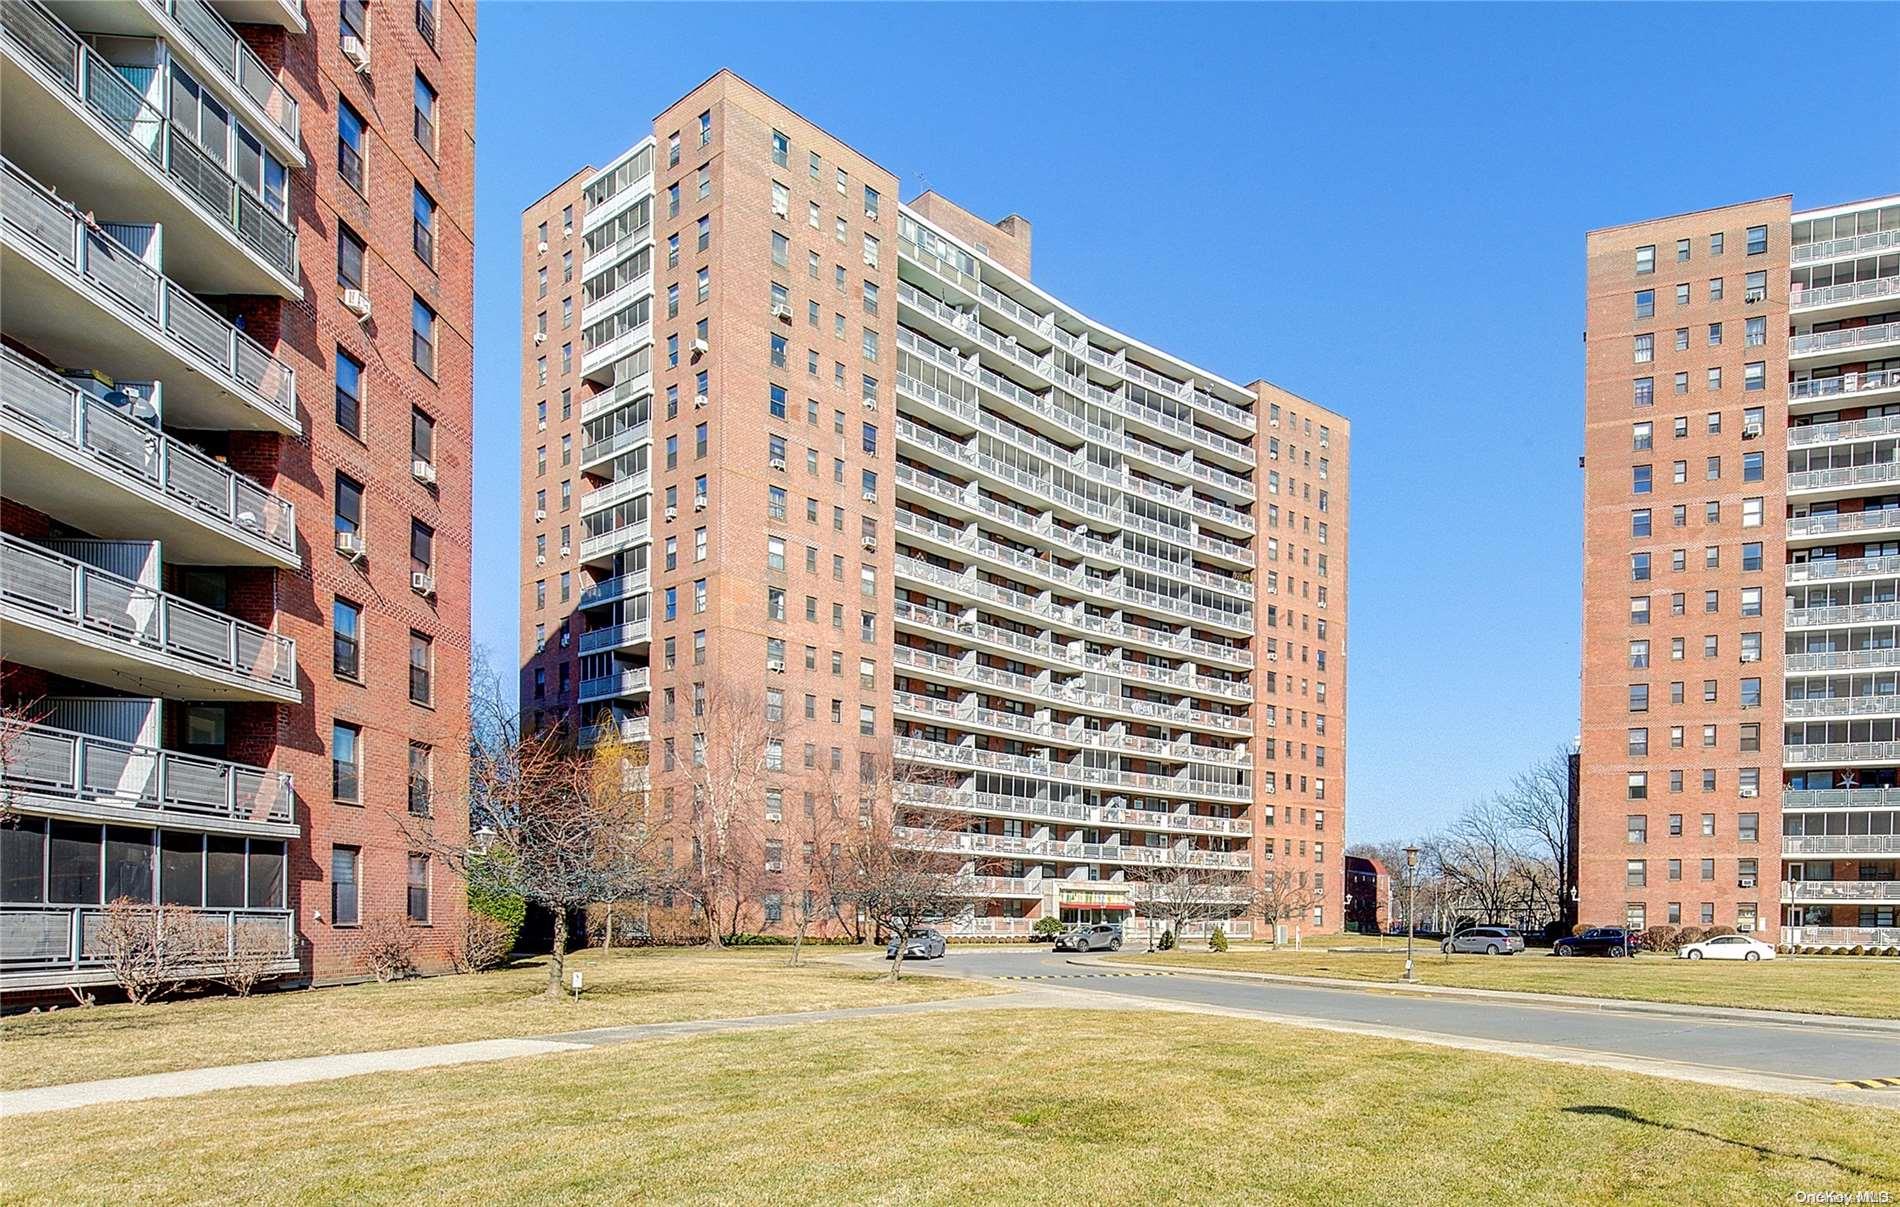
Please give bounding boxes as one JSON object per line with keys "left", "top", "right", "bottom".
{"left": 469, "top": 2, "right": 1898, "bottom": 845}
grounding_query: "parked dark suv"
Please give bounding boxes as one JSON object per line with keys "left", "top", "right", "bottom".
{"left": 1553, "top": 927, "right": 1640, "bottom": 958}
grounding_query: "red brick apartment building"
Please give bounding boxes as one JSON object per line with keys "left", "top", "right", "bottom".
{"left": 1, "top": 0, "right": 475, "bottom": 991}
{"left": 521, "top": 71, "right": 1350, "bottom": 940}
{"left": 1579, "top": 193, "right": 1900, "bottom": 945}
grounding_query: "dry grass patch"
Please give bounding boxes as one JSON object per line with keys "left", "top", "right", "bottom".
{"left": 2, "top": 1009, "right": 1890, "bottom": 1205}
{"left": 0, "top": 947, "right": 988, "bottom": 1091}
{"left": 1117, "top": 947, "right": 1900, "bottom": 1018}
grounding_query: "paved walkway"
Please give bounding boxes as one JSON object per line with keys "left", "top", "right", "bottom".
{"left": 0, "top": 991, "right": 1051, "bottom": 1118}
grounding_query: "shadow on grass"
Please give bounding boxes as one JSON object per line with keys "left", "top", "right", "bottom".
{"left": 1561, "top": 1105, "right": 1873, "bottom": 1177}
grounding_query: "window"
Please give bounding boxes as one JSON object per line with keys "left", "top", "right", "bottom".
{"left": 1745, "top": 316, "right": 1765, "bottom": 347}
{"left": 1626, "top": 860, "right": 1647, "bottom": 888}
{"left": 409, "top": 631, "right": 434, "bottom": 705}
{"left": 1744, "top": 362, "right": 1766, "bottom": 392}
{"left": 338, "top": 100, "right": 366, "bottom": 194}
{"left": 408, "top": 743, "right": 432, "bottom": 815}
{"left": 333, "top": 598, "right": 362, "bottom": 679}
{"left": 411, "top": 518, "right": 434, "bottom": 578}
{"left": 412, "top": 183, "right": 436, "bottom": 267}
{"left": 697, "top": 109, "right": 712, "bottom": 147}
{"left": 1627, "top": 775, "right": 1647, "bottom": 801}
{"left": 335, "top": 472, "right": 364, "bottom": 538}
{"left": 331, "top": 845, "right": 361, "bottom": 926}
{"left": 1635, "top": 245, "right": 1655, "bottom": 275}
{"left": 1632, "top": 465, "right": 1652, "bottom": 494}
{"left": 406, "top": 853, "right": 431, "bottom": 921}
{"left": 337, "top": 223, "right": 366, "bottom": 291}
{"left": 335, "top": 347, "right": 364, "bottom": 436}
{"left": 1738, "top": 813, "right": 1759, "bottom": 842}
{"left": 1634, "top": 290, "right": 1653, "bottom": 318}
{"left": 1746, "top": 225, "right": 1767, "bottom": 255}
{"left": 771, "top": 129, "right": 789, "bottom": 167}
{"left": 1631, "top": 509, "right": 1651, "bottom": 537}
{"left": 408, "top": 70, "right": 437, "bottom": 153}
{"left": 412, "top": 296, "right": 437, "bottom": 377}
{"left": 1633, "top": 333, "right": 1653, "bottom": 363}
{"left": 1633, "top": 377, "right": 1653, "bottom": 407}
{"left": 332, "top": 723, "right": 362, "bottom": 802}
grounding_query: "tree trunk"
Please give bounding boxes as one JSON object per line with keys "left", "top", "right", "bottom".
{"left": 886, "top": 931, "right": 906, "bottom": 982}
{"left": 790, "top": 920, "right": 806, "bottom": 967}
{"left": 602, "top": 902, "right": 615, "bottom": 950}
{"left": 546, "top": 907, "right": 568, "bottom": 1000}
{"left": 704, "top": 893, "right": 724, "bottom": 948}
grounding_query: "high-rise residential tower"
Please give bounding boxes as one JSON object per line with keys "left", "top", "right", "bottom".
{"left": 1580, "top": 193, "right": 1900, "bottom": 945}
{"left": 1, "top": 0, "right": 475, "bottom": 991}
{"left": 520, "top": 71, "right": 1348, "bottom": 939}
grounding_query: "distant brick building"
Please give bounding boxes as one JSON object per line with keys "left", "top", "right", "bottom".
{"left": 1344, "top": 855, "right": 1389, "bottom": 934}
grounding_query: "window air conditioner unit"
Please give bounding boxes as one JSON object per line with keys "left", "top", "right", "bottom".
{"left": 767, "top": 658, "right": 786, "bottom": 673}
{"left": 693, "top": 496, "right": 707, "bottom": 512}
{"left": 340, "top": 34, "right": 371, "bottom": 73}
{"left": 335, "top": 530, "right": 366, "bottom": 560}
{"left": 1739, "top": 787, "right": 1758, "bottom": 798}
{"left": 664, "top": 505, "right": 678, "bottom": 521}
{"left": 769, "top": 457, "right": 786, "bottom": 471}
{"left": 764, "top": 860, "right": 783, "bottom": 873}
{"left": 862, "top": 397, "right": 876, "bottom": 410}
{"left": 534, "top": 508, "right": 547, "bottom": 522}
{"left": 863, "top": 251, "right": 877, "bottom": 268}
{"left": 1742, "top": 423, "right": 1762, "bottom": 439}
{"left": 559, "top": 545, "right": 570, "bottom": 557}
{"left": 694, "top": 393, "right": 708, "bottom": 408}
{"left": 1739, "top": 876, "right": 1757, "bottom": 888}
{"left": 535, "top": 554, "right": 546, "bottom": 566}
{"left": 1740, "top": 652, "right": 1759, "bottom": 663}
{"left": 533, "top": 331, "right": 546, "bottom": 345}
{"left": 862, "top": 490, "right": 877, "bottom": 503}
{"left": 770, "top": 302, "right": 792, "bottom": 320}
{"left": 412, "top": 458, "right": 437, "bottom": 485}
{"left": 861, "top": 537, "right": 877, "bottom": 552}
{"left": 341, "top": 289, "right": 372, "bottom": 322}
{"left": 536, "top": 240, "right": 548, "bottom": 255}
{"left": 412, "top": 571, "right": 436, "bottom": 597}
{"left": 690, "top": 338, "right": 709, "bottom": 356}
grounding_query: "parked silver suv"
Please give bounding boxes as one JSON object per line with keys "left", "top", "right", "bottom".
{"left": 1440, "top": 926, "right": 1526, "bottom": 955}
{"left": 1053, "top": 923, "right": 1123, "bottom": 952}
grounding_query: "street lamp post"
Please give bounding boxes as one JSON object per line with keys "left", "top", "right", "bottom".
{"left": 1403, "top": 845, "right": 1420, "bottom": 984}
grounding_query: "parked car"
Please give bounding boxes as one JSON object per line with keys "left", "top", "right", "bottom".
{"left": 1553, "top": 927, "right": 1640, "bottom": 958}
{"left": 1441, "top": 926, "right": 1526, "bottom": 956}
{"left": 1678, "top": 934, "right": 1776, "bottom": 962}
{"left": 884, "top": 928, "right": 946, "bottom": 960}
{"left": 1053, "top": 923, "right": 1123, "bottom": 952}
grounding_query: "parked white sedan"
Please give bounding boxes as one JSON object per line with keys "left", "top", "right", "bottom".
{"left": 1678, "top": 934, "right": 1777, "bottom": 961}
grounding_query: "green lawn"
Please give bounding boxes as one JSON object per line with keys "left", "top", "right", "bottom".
{"left": 1116, "top": 947, "right": 1900, "bottom": 1019}
{"left": 0, "top": 947, "right": 989, "bottom": 1092}
{"left": 2, "top": 1009, "right": 1887, "bottom": 1205}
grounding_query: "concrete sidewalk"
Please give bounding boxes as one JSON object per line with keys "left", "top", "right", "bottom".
{"left": 0, "top": 991, "right": 1043, "bottom": 1118}
{"left": 1073, "top": 955, "right": 1900, "bottom": 1035}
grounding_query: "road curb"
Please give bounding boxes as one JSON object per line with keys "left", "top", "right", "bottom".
{"left": 1065, "top": 956, "right": 1900, "bottom": 1035}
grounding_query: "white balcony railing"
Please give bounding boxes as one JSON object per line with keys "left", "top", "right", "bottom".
{"left": 1785, "top": 786, "right": 1900, "bottom": 810}
{"left": 578, "top": 619, "right": 651, "bottom": 655}
{"left": 1792, "top": 229, "right": 1900, "bottom": 265}
{"left": 1, "top": 2, "right": 296, "bottom": 278}
{"left": 1784, "top": 834, "right": 1900, "bottom": 857}
{"left": 1, "top": 159, "right": 298, "bottom": 428}
{"left": 1784, "top": 695, "right": 1900, "bottom": 720}
{"left": 1791, "top": 276, "right": 1900, "bottom": 311}
{"left": 1789, "top": 413, "right": 1900, "bottom": 447}
{"left": 1782, "top": 880, "right": 1900, "bottom": 902}
{"left": 579, "top": 668, "right": 650, "bottom": 703}
{"left": 1787, "top": 602, "right": 1900, "bottom": 629}
{"left": 1, "top": 535, "right": 297, "bottom": 696}
{"left": 1784, "top": 925, "right": 1900, "bottom": 947}
{"left": 1791, "top": 369, "right": 1900, "bottom": 404}
{"left": 1784, "top": 741, "right": 1900, "bottom": 764}
{"left": 1, "top": 348, "right": 296, "bottom": 557}
{"left": 2, "top": 720, "right": 293, "bottom": 830}
{"left": 1787, "top": 555, "right": 1900, "bottom": 584}
{"left": 1786, "top": 470, "right": 1900, "bottom": 499}
{"left": 1791, "top": 322, "right": 1900, "bottom": 358}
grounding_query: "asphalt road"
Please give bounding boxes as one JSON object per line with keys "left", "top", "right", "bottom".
{"left": 917, "top": 947, "right": 1900, "bottom": 1086}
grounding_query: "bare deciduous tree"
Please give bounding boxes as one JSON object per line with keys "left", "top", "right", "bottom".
{"left": 1128, "top": 859, "right": 1254, "bottom": 949}
{"left": 784, "top": 798, "right": 844, "bottom": 966}
{"left": 1498, "top": 746, "right": 1575, "bottom": 926}
{"left": 675, "top": 678, "right": 780, "bottom": 947}
{"left": 832, "top": 755, "right": 968, "bottom": 981}
{"left": 407, "top": 723, "right": 658, "bottom": 998}
{"left": 1258, "top": 869, "right": 1324, "bottom": 947}
{"left": 1436, "top": 795, "right": 1526, "bottom": 925}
